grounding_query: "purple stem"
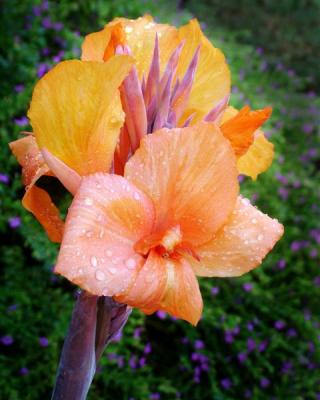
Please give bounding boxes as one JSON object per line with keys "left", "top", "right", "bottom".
{"left": 51, "top": 291, "right": 131, "bottom": 400}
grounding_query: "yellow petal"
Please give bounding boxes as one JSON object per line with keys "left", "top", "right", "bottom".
{"left": 237, "top": 132, "right": 274, "bottom": 180}
{"left": 28, "top": 56, "right": 133, "bottom": 175}
{"left": 177, "top": 19, "right": 231, "bottom": 123}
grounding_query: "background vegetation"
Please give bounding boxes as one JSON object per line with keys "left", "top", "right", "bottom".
{"left": 1, "top": 0, "right": 319, "bottom": 398}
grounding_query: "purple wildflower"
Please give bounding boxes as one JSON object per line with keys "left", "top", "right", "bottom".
{"left": 278, "top": 259, "right": 286, "bottom": 269}
{"left": 1, "top": 335, "right": 14, "bottom": 346}
{"left": 260, "top": 377, "right": 270, "bottom": 388}
{"left": 274, "top": 320, "right": 286, "bottom": 330}
{"left": 8, "top": 217, "right": 21, "bottom": 228}
{"left": 14, "top": 84, "right": 24, "bottom": 93}
{"left": 37, "top": 63, "right": 49, "bottom": 78}
{"left": 237, "top": 352, "right": 247, "bottom": 363}
{"left": 150, "top": 393, "right": 160, "bottom": 400}
{"left": 211, "top": 286, "right": 219, "bottom": 296}
{"left": 247, "top": 337, "right": 256, "bottom": 352}
{"left": 14, "top": 116, "right": 28, "bottom": 126}
{"left": 194, "top": 340, "right": 204, "bottom": 350}
{"left": 20, "top": 367, "right": 29, "bottom": 376}
{"left": 156, "top": 310, "right": 167, "bottom": 319}
{"left": 0, "top": 174, "right": 9, "bottom": 184}
{"left": 39, "top": 337, "right": 49, "bottom": 347}
{"left": 221, "top": 378, "right": 232, "bottom": 389}
{"left": 144, "top": 343, "right": 152, "bottom": 354}
{"left": 243, "top": 282, "right": 253, "bottom": 292}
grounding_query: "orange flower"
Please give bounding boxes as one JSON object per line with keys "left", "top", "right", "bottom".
{"left": 82, "top": 15, "right": 274, "bottom": 178}
{"left": 54, "top": 122, "right": 283, "bottom": 325}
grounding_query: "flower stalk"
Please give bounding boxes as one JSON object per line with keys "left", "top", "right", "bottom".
{"left": 51, "top": 291, "right": 131, "bottom": 400}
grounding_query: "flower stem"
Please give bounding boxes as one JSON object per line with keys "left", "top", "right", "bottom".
{"left": 51, "top": 291, "right": 131, "bottom": 400}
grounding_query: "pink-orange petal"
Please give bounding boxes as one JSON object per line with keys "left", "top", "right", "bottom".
{"left": 192, "top": 196, "right": 284, "bottom": 277}
{"left": 125, "top": 122, "right": 239, "bottom": 246}
{"left": 55, "top": 173, "right": 155, "bottom": 296}
{"left": 117, "top": 251, "right": 203, "bottom": 325}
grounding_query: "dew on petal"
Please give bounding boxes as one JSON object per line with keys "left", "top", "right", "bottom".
{"left": 95, "top": 270, "right": 106, "bottom": 281}
{"left": 84, "top": 197, "right": 93, "bottom": 206}
{"left": 125, "top": 258, "right": 136, "bottom": 269}
{"left": 90, "top": 256, "right": 98, "bottom": 268}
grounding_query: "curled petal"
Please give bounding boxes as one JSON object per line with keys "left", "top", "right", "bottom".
{"left": 177, "top": 19, "right": 231, "bottom": 123}
{"left": 28, "top": 57, "right": 133, "bottom": 175}
{"left": 220, "top": 105, "right": 272, "bottom": 157}
{"left": 117, "top": 251, "right": 203, "bottom": 325}
{"left": 125, "top": 122, "right": 239, "bottom": 245}
{"left": 192, "top": 196, "right": 284, "bottom": 277}
{"left": 237, "top": 132, "right": 274, "bottom": 180}
{"left": 9, "top": 136, "right": 64, "bottom": 242}
{"left": 55, "top": 173, "right": 155, "bottom": 296}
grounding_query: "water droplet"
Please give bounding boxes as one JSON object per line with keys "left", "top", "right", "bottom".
{"left": 252, "top": 218, "right": 257, "bottom": 224}
{"left": 108, "top": 267, "right": 117, "bottom": 275}
{"left": 125, "top": 258, "right": 136, "bottom": 269}
{"left": 78, "top": 268, "right": 83, "bottom": 274}
{"left": 95, "top": 270, "right": 105, "bottom": 281}
{"left": 84, "top": 197, "right": 93, "bottom": 206}
{"left": 90, "top": 256, "right": 98, "bottom": 267}
{"left": 257, "top": 234, "right": 264, "bottom": 241}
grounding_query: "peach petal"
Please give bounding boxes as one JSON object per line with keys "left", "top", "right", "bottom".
{"left": 192, "top": 196, "right": 284, "bottom": 277}
{"left": 55, "top": 173, "right": 155, "bottom": 296}
{"left": 125, "top": 122, "right": 239, "bottom": 245}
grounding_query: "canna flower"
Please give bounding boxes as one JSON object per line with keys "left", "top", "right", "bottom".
{"left": 82, "top": 15, "right": 274, "bottom": 178}
{"left": 9, "top": 16, "right": 284, "bottom": 325}
{"left": 54, "top": 122, "right": 283, "bottom": 325}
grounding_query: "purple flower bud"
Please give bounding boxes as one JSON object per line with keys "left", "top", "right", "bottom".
{"left": 8, "top": 217, "right": 21, "bottom": 228}
{"left": 247, "top": 337, "right": 256, "bottom": 352}
{"left": 14, "top": 84, "right": 24, "bottom": 93}
{"left": 150, "top": 393, "right": 160, "bottom": 400}
{"left": 39, "top": 337, "right": 49, "bottom": 347}
{"left": 211, "top": 286, "right": 219, "bottom": 296}
{"left": 14, "top": 116, "right": 28, "bottom": 126}
{"left": 260, "top": 377, "right": 270, "bottom": 388}
{"left": 156, "top": 310, "right": 166, "bottom": 319}
{"left": 237, "top": 352, "right": 247, "bottom": 363}
{"left": 37, "top": 63, "right": 49, "bottom": 78}
{"left": 286, "top": 328, "right": 297, "bottom": 338}
{"left": 221, "top": 378, "right": 232, "bottom": 389}
{"left": 258, "top": 340, "right": 268, "bottom": 352}
{"left": 194, "top": 340, "right": 204, "bottom": 350}
{"left": 274, "top": 320, "right": 286, "bottom": 330}
{"left": 139, "top": 357, "right": 146, "bottom": 367}
{"left": 0, "top": 174, "right": 9, "bottom": 184}
{"left": 1, "top": 335, "right": 14, "bottom": 346}
{"left": 144, "top": 343, "right": 152, "bottom": 354}
{"left": 242, "top": 283, "right": 253, "bottom": 292}
{"left": 20, "top": 367, "right": 29, "bottom": 375}
{"left": 278, "top": 259, "right": 286, "bottom": 269}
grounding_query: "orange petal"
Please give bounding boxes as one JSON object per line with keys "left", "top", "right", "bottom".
{"left": 117, "top": 251, "right": 203, "bottom": 325}
{"left": 55, "top": 173, "right": 155, "bottom": 296}
{"left": 192, "top": 196, "right": 284, "bottom": 277}
{"left": 22, "top": 186, "right": 64, "bottom": 243}
{"left": 9, "top": 136, "right": 64, "bottom": 242}
{"left": 125, "top": 122, "right": 239, "bottom": 246}
{"left": 237, "top": 132, "right": 274, "bottom": 180}
{"left": 28, "top": 57, "right": 133, "bottom": 176}
{"left": 220, "top": 105, "right": 272, "bottom": 156}
{"left": 177, "top": 19, "right": 231, "bottom": 123}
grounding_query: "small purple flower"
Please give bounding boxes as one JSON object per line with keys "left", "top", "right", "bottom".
{"left": 194, "top": 340, "right": 204, "bottom": 350}
{"left": 150, "top": 393, "right": 160, "bottom": 400}
{"left": 290, "top": 241, "right": 301, "bottom": 252}
{"left": 237, "top": 352, "right": 247, "bottom": 363}
{"left": 7, "top": 304, "right": 18, "bottom": 312}
{"left": 20, "top": 367, "right": 29, "bottom": 376}
{"left": 129, "top": 356, "right": 137, "bottom": 369}
{"left": 244, "top": 389, "right": 252, "bottom": 398}
{"left": 139, "top": 357, "right": 146, "bottom": 367}
{"left": 256, "top": 47, "right": 264, "bottom": 55}
{"left": 278, "top": 187, "right": 289, "bottom": 200}
{"left": 1, "top": 335, "right": 14, "bottom": 346}
{"left": 247, "top": 322, "right": 254, "bottom": 331}
{"left": 42, "top": 17, "right": 52, "bottom": 29}
{"left": 211, "top": 286, "right": 219, "bottom": 296}
{"left": 278, "top": 259, "right": 286, "bottom": 269}
{"left": 156, "top": 310, "right": 166, "bottom": 319}
{"left": 39, "top": 337, "right": 49, "bottom": 347}
{"left": 314, "top": 276, "right": 320, "bottom": 287}
{"left": 144, "top": 343, "right": 152, "bottom": 354}
{"left": 14, "top": 84, "right": 24, "bottom": 93}
{"left": 221, "top": 378, "right": 232, "bottom": 389}
{"left": 274, "top": 320, "right": 286, "bottom": 330}
{"left": 8, "top": 217, "right": 21, "bottom": 229}
{"left": 242, "top": 283, "right": 253, "bottom": 292}
{"left": 238, "top": 174, "right": 245, "bottom": 183}
{"left": 37, "top": 63, "right": 49, "bottom": 78}
{"left": 247, "top": 337, "right": 256, "bottom": 352}
{"left": 281, "top": 361, "right": 293, "bottom": 374}
{"left": 287, "top": 328, "right": 297, "bottom": 338}
{"left": 133, "top": 327, "right": 142, "bottom": 339}
{"left": 14, "top": 116, "right": 29, "bottom": 126}
{"left": 224, "top": 331, "right": 234, "bottom": 344}
{"left": 0, "top": 174, "right": 9, "bottom": 184}
{"left": 260, "top": 377, "right": 270, "bottom": 388}
{"left": 258, "top": 340, "right": 268, "bottom": 352}
{"left": 53, "top": 22, "right": 63, "bottom": 31}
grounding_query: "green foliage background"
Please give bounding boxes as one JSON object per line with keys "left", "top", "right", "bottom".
{"left": 0, "top": 0, "right": 319, "bottom": 399}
